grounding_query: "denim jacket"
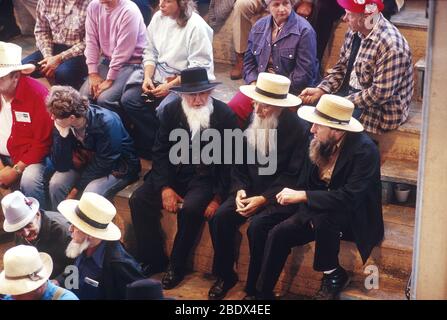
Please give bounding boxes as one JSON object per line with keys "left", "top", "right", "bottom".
{"left": 51, "top": 105, "right": 141, "bottom": 191}
{"left": 243, "top": 11, "right": 319, "bottom": 94}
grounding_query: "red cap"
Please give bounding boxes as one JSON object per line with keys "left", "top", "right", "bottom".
{"left": 337, "top": 0, "right": 384, "bottom": 14}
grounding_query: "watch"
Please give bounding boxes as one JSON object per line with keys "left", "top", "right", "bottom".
{"left": 12, "top": 164, "right": 23, "bottom": 175}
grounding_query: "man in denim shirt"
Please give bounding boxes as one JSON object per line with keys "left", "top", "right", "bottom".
{"left": 45, "top": 86, "right": 140, "bottom": 210}
{"left": 228, "top": 0, "right": 319, "bottom": 127}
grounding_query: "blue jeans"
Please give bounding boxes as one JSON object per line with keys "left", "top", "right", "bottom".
{"left": 80, "top": 60, "right": 141, "bottom": 116}
{"left": 48, "top": 169, "right": 137, "bottom": 210}
{"left": 22, "top": 44, "right": 88, "bottom": 90}
{"left": 0, "top": 155, "right": 48, "bottom": 208}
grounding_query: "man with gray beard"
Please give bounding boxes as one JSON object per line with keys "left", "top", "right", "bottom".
{"left": 129, "top": 68, "right": 238, "bottom": 289}
{"left": 250, "top": 94, "right": 383, "bottom": 300}
{"left": 208, "top": 73, "right": 309, "bottom": 300}
{"left": 59, "top": 192, "right": 144, "bottom": 300}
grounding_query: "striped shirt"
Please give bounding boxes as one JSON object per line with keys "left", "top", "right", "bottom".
{"left": 35, "top": 0, "right": 91, "bottom": 61}
{"left": 318, "top": 15, "right": 414, "bottom": 134}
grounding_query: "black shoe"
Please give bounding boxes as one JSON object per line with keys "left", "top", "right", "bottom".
{"left": 208, "top": 276, "right": 238, "bottom": 300}
{"left": 314, "top": 267, "right": 350, "bottom": 300}
{"left": 242, "top": 295, "right": 257, "bottom": 301}
{"left": 162, "top": 267, "right": 184, "bottom": 290}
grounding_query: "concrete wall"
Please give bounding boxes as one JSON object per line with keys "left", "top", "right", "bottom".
{"left": 413, "top": 0, "right": 447, "bottom": 300}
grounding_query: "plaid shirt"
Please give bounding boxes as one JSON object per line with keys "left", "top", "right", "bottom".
{"left": 318, "top": 15, "right": 414, "bottom": 134}
{"left": 35, "top": 0, "right": 91, "bottom": 61}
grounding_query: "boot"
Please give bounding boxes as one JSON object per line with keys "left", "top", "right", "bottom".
{"left": 314, "top": 266, "right": 350, "bottom": 300}
{"left": 230, "top": 52, "right": 244, "bottom": 80}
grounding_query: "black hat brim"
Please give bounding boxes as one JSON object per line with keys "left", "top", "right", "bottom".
{"left": 169, "top": 82, "right": 221, "bottom": 94}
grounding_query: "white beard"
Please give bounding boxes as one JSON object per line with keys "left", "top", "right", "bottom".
{"left": 65, "top": 238, "right": 90, "bottom": 259}
{"left": 246, "top": 111, "right": 280, "bottom": 156}
{"left": 181, "top": 97, "right": 214, "bottom": 139}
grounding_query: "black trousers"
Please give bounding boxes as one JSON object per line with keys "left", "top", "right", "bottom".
{"left": 129, "top": 174, "right": 214, "bottom": 274}
{"left": 209, "top": 196, "right": 246, "bottom": 281}
{"left": 247, "top": 207, "right": 348, "bottom": 297}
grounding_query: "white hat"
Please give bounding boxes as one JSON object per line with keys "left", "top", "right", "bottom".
{"left": 1, "top": 191, "right": 39, "bottom": 233}
{"left": 298, "top": 94, "right": 364, "bottom": 132}
{"left": 57, "top": 192, "right": 121, "bottom": 241}
{"left": 0, "top": 245, "right": 53, "bottom": 296}
{"left": 240, "top": 73, "right": 302, "bottom": 107}
{"left": 0, "top": 42, "right": 36, "bottom": 78}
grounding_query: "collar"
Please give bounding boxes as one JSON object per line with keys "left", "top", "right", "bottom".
{"left": 78, "top": 241, "right": 106, "bottom": 268}
{"left": 264, "top": 11, "right": 301, "bottom": 38}
{"left": 10, "top": 76, "right": 27, "bottom": 105}
{"left": 357, "top": 13, "right": 383, "bottom": 42}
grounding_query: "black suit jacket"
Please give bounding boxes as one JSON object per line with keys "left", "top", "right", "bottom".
{"left": 231, "top": 109, "right": 310, "bottom": 203}
{"left": 296, "top": 132, "right": 384, "bottom": 263}
{"left": 149, "top": 97, "right": 238, "bottom": 199}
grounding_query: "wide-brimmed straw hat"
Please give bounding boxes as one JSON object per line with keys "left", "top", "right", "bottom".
{"left": 1, "top": 191, "right": 39, "bottom": 233}
{"left": 0, "top": 245, "right": 53, "bottom": 296}
{"left": 336, "top": 0, "right": 384, "bottom": 14}
{"left": 240, "top": 73, "right": 302, "bottom": 107}
{"left": 57, "top": 192, "right": 121, "bottom": 241}
{"left": 170, "top": 67, "right": 221, "bottom": 94}
{"left": 0, "top": 42, "right": 35, "bottom": 78}
{"left": 298, "top": 94, "right": 364, "bottom": 132}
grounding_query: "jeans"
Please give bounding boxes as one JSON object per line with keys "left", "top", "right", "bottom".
{"left": 0, "top": 155, "right": 48, "bottom": 208}
{"left": 80, "top": 60, "right": 141, "bottom": 118}
{"left": 22, "top": 44, "right": 88, "bottom": 90}
{"left": 12, "top": 0, "right": 37, "bottom": 35}
{"left": 48, "top": 169, "right": 136, "bottom": 210}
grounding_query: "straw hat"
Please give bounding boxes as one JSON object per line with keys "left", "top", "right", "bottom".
{"left": 57, "top": 192, "right": 121, "bottom": 241}
{"left": 0, "top": 42, "right": 35, "bottom": 78}
{"left": 298, "top": 94, "right": 364, "bottom": 132}
{"left": 0, "top": 245, "right": 53, "bottom": 296}
{"left": 1, "top": 191, "right": 39, "bottom": 233}
{"left": 239, "top": 73, "right": 302, "bottom": 107}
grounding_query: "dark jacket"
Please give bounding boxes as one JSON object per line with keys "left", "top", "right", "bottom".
{"left": 231, "top": 109, "right": 310, "bottom": 203}
{"left": 16, "top": 210, "right": 73, "bottom": 279}
{"left": 101, "top": 241, "right": 145, "bottom": 300}
{"left": 244, "top": 11, "right": 319, "bottom": 94}
{"left": 149, "top": 97, "right": 238, "bottom": 199}
{"left": 295, "top": 132, "right": 384, "bottom": 263}
{"left": 51, "top": 105, "right": 141, "bottom": 191}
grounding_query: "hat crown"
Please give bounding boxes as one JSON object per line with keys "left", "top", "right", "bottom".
{"left": 1, "top": 191, "right": 36, "bottom": 227}
{"left": 256, "top": 73, "right": 291, "bottom": 98}
{"left": 180, "top": 67, "right": 210, "bottom": 87}
{"left": 316, "top": 94, "right": 355, "bottom": 122}
{"left": 3, "top": 245, "right": 43, "bottom": 278}
{"left": 0, "top": 42, "right": 23, "bottom": 66}
{"left": 78, "top": 192, "right": 117, "bottom": 226}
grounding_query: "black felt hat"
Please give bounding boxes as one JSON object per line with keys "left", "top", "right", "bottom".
{"left": 170, "top": 67, "right": 221, "bottom": 94}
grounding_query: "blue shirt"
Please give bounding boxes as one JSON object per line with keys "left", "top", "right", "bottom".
{"left": 72, "top": 241, "right": 106, "bottom": 300}
{"left": 3, "top": 280, "right": 78, "bottom": 300}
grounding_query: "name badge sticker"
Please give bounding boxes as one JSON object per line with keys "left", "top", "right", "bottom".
{"left": 84, "top": 277, "right": 99, "bottom": 287}
{"left": 15, "top": 111, "right": 31, "bottom": 123}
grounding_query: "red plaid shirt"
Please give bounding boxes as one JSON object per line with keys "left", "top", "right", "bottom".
{"left": 318, "top": 15, "right": 414, "bottom": 134}
{"left": 35, "top": 0, "right": 91, "bottom": 61}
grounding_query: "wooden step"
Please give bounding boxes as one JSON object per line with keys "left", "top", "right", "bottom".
{"left": 381, "top": 158, "right": 418, "bottom": 186}
{"left": 114, "top": 191, "right": 414, "bottom": 299}
{"left": 372, "top": 101, "right": 422, "bottom": 163}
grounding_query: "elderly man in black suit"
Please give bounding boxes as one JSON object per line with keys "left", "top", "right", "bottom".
{"left": 245, "top": 94, "right": 383, "bottom": 300}
{"left": 129, "top": 67, "right": 238, "bottom": 289}
{"left": 208, "top": 73, "right": 310, "bottom": 300}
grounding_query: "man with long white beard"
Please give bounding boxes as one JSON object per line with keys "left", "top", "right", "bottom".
{"left": 208, "top": 73, "right": 309, "bottom": 300}
{"left": 58, "top": 192, "right": 144, "bottom": 300}
{"left": 249, "top": 94, "right": 383, "bottom": 300}
{"left": 129, "top": 67, "right": 238, "bottom": 289}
